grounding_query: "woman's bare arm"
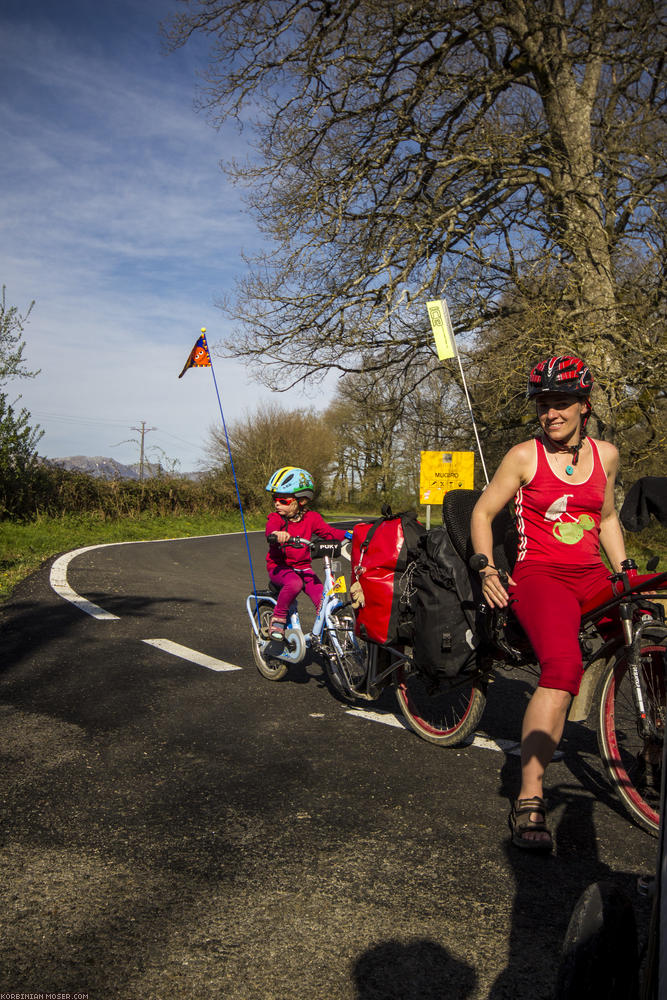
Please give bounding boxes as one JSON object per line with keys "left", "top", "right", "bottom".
{"left": 470, "top": 442, "right": 532, "bottom": 608}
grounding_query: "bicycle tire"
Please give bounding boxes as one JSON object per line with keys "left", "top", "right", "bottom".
{"left": 595, "top": 627, "right": 666, "bottom": 836}
{"left": 251, "top": 601, "right": 289, "bottom": 682}
{"left": 394, "top": 661, "right": 487, "bottom": 746}
{"left": 555, "top": 879, "right": 639, "bottom": 1000}
{"left": 321, "top": 608, "right": 369, "bottom": 702}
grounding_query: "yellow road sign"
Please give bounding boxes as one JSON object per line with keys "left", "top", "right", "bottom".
{"left": 420, "top": 451, "right": 474, "bottom": 504}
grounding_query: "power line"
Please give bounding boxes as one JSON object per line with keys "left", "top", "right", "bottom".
{"left": 30, "top": 410, "right": 204, "bottom": 451}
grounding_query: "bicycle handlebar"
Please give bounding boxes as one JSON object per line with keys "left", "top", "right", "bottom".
{"left": 267, "top": 534, "right": 345, "bottom": 558}
{"left": 267, "top": 533, "right": 312, "bottom": 548}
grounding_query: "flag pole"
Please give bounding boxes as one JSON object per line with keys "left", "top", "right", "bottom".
{"left": 427, "top": 300, "right": 489, "bottom": 485}
{"left": 181, "top": 328, "right": 261, "bottom": 617}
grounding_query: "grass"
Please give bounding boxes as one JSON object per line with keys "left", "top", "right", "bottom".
{"left": 0, "top": 511, "right": 268, "bottom": 601}
{"left": 0, "top": 508, "right": 364, "bottom": 602}
{"left": 1, "top": 509, "right": 664, "bottom": 604}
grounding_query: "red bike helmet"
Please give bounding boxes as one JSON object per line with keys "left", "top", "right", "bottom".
{"left": 527, "top": 355, "right": 593, "bottom": 399}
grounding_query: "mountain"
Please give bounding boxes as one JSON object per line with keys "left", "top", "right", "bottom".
{"left": 46, "top": 456, "right": 202, "bottom": 480}
{"left": 48, "top": 456, "right": 146, "bottom": 480}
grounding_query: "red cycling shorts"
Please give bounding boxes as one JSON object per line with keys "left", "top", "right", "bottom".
{"left": 508, "top": 561, "right": 613, "bottom": 695}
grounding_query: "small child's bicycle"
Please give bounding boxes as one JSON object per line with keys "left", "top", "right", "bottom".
{"left": 246, "top": 534, "right": 369, "bottom": 697}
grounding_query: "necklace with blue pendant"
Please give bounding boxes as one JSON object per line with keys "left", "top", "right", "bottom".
{"left": 565, "top": 463, "right": 574, "bottom": 475}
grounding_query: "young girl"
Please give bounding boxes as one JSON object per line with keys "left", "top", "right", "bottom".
{"left": 265, "top": 466, "right": 351, "bottom": 640}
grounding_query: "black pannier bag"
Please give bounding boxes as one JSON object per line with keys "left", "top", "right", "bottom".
{"left": 411, "top": 489, "right": 518, "bottom": 681}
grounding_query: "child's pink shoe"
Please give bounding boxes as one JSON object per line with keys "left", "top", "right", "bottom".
{"left": 269, "top": 618, "right": 286, "bottom": 641}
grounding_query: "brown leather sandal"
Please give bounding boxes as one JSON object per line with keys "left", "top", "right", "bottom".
{"left": 509, "top": 796, "right": 553, "bottom": 852}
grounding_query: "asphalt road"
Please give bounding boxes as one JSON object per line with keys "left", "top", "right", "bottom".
{"left": 0, "top": 527, "right": 657, "bottom": 1000}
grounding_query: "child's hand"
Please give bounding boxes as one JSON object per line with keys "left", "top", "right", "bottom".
{"left": 273, "top": 530, "right": 290, "bottom": 544}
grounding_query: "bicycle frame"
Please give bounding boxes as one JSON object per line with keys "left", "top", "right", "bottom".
{"left": 246, "top": 545, "right": 349, "bottom": 666}
{"left": 569, "top": 571, "right": 667, "bottom": 723}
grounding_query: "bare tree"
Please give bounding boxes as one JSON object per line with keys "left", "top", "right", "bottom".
{"left": 1, "top": 286, "right": 39, "bottom": 385}
{"left": 206, "top": 403, "right": 336, "bottom": 508}
{"left": 325, "top": 370, "right": 409, "bottom": 505}
{"left": 165, "top": 0, "right": 666, "bottom": 440}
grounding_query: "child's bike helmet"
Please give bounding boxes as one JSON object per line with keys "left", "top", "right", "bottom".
{"left": 527, "top": 355, "right": 593, "bottom": 398}
{"left": 266, "top": 466, "right": 315, "bottom": 500}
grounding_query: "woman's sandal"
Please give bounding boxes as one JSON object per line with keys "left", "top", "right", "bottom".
{"left": 508, "top": 796, "right": 553, "bottom": 852}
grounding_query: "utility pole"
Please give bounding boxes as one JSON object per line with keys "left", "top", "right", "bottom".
{"left": 131, "top": 421, "right": 156, "bottom": 482}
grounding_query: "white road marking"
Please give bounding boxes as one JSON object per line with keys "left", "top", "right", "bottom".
{"left": 50, "top": 547, "right": 121, "bottom": 620}
{"left": 344, "top": 709, "right": 564, "bottom": 758}
{"left": 49, "top": 529, "right": 539, "bottom": 759}
{"left": 49, "top": 528, "right": 353, "bottom": 621}
{"left": 49, "top": 531, "right": 252, "bottom": 619}
{"left": 467, "top": 734, "right": 521, "bottom": 756}
{"left": 345, "top": 708, "right": 517, "bottom": 751}
{"left": 142, "top": 639, "right": 242, "bottom": 672}
{"left": 345, "top": 708, "right": 409, "bottom": 729}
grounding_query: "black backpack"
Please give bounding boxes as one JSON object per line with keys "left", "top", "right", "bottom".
{"left": 411, "top": 490, "right": 518, "bottom": 681}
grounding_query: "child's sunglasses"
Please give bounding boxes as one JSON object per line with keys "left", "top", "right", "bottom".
{"left": 273, "top": 495, "right": 295, "bottom": 504}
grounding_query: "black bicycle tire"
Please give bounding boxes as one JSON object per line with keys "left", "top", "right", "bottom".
{"left": 595, "top": 628, "right": 666, "bottom": 836}
{"left": 555, "top": 879, "right": 639, "bottom": 999}
{"left": 394, "top": 662, "right": 487, "bottom": 746}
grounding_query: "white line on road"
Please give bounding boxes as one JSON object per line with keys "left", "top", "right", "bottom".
{"left": 345, "top": 708, "right": 409, "bottom": 729}
{"left": 142, "top": 638, "right": 242, "bottom": 672}
{"left": 50, "top": 547, "right": 121, "bottom": 620}
{"left": 344, "top": 708, "right": 536, "bottom": 757}
{"left": 49, "top": 529, "right": 352, "bottom": 621}
{"left": 49, "top": 532, "right": 249, "bottom": 620}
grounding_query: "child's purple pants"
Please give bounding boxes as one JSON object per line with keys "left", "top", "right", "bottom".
{"left": 269, "top": 566, "right": 324, "bottom": 621}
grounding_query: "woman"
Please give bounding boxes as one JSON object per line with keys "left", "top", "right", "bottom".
{"left": 471, "top": 356, "right": 632, "bottom": 851}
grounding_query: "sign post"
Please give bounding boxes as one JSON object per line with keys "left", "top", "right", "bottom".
{"left": 426, "top": 299, "right": 489, "bottom": 486}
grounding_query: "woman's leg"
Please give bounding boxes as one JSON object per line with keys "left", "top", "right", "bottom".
{"left": 520, "top": 686, "right": 572, "bottom": 799}
{"left": 509, "top": 569, "right": 584, "bottom": 842}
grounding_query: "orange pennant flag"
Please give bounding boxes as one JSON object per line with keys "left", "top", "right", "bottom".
{"left": 178, "top": 328, "right": 212, "bottom": 378}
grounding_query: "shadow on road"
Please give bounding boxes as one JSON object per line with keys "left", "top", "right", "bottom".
{"left": 352, "top": 937, "right": 477, "bottom": 999}
{"left": 485, "top": 747, "right": 648, "bottom": 998}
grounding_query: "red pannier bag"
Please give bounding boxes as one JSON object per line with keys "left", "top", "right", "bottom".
{"left": 351, "top": 509, "right": 425, "bottom": 646}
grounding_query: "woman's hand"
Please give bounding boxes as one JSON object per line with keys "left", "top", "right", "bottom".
{"left": 479, "top": 568, "right": 515, "bottom": 608}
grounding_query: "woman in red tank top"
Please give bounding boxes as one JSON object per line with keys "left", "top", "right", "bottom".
{"left": 471, "top": 356, "right": 631, "bottom": 851}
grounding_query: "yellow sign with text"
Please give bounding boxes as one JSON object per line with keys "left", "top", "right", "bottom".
{"left": 420, "top": 451, "right": 474, "bottom": 504}
{"left": 426, "top": 299, "right": 457, "bottom": 361}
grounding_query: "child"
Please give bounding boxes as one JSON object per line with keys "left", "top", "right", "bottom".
{"left": 265, "top": 466, "right": 351, "bottom": 641}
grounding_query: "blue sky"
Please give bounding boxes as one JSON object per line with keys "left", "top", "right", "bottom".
{"left": 0, "top": 0, "right": 295, "bottom": 473}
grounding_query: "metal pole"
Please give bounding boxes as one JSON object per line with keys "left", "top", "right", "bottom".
{"left": 440, "top": 299, "right": 490, "bottom": 486}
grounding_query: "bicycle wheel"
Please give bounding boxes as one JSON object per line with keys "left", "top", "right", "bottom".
{"left": 321, "top": 609, "right": 368, "bottom": 701}
{"left": 251, "top": 601, "right": 289, "bottom": 681}
{"left": 596, "top": 629, "right": 666, "bottom": 836}
{"left": 556, "top": 880, "right": 639, "bottom": 1000}
{"left": 394, "top": 661, "right": 487, "bottom": 746}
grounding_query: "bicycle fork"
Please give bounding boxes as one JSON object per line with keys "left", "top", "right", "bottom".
{"left": 620, "top": 602, "right": 659, "bottom": 741}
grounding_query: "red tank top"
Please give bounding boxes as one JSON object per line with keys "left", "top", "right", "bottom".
{"left": 514, "top": 438, "right": 607, "bottom": 567}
